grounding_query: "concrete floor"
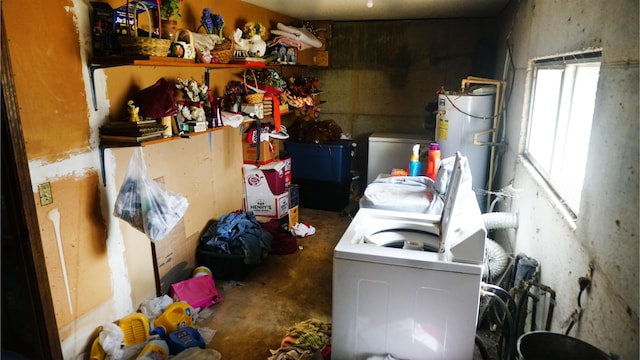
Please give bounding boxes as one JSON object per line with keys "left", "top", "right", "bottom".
{"left": 198, "top": 206, "right": 498, "bottom": 359}
{"left": 200, "top": 207, "right": 351, "bottom": 359}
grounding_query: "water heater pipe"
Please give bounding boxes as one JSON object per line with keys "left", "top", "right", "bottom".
{"left": 461, "top": 77, "right": 507, "bottom": 211}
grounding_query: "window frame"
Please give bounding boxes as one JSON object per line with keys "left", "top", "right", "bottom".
{"left": 523, "top": 50, "right": 602, "bottom": 217}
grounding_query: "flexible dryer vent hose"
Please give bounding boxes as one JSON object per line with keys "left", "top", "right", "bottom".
{"left": 483, "top": 212, "right": 518, "bottom": 230}
{"left": 485, "top": 238, "right": 510, "bottom": 279}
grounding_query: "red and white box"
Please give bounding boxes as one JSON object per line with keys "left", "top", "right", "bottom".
{"left": 244, "top": 161, "right": 288, "bottom": 196}
{"left": 280, "top": 156, "right": 292, "bottom": 188}
{"left": 243, "top": 193, "right": 289, "bottom": 218}
{"left": 243, "top": 163, "right": 290, "bottom": 218}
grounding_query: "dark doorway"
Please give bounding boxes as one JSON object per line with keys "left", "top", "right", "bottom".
{"left": 2, "top": 18, "right": 62, "bottom": 359}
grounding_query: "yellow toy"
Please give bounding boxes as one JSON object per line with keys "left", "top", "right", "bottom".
{"left": 127, "top": 100, "right": 143, "bottom": 122}
{"left": 153, "top": 301, "right": 193, "bottom": 336}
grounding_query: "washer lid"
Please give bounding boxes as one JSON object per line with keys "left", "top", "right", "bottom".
{"left": 439, "top": 152, "right": 487, "bottom": 264}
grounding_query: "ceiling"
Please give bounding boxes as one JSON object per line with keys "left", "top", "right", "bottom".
{"left": 241, "top": 0, "right": 511, "bottom": 21}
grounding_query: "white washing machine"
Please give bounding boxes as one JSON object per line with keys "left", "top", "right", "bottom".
{"left": 332, "top": 154, "right": 486, "bottom": 360}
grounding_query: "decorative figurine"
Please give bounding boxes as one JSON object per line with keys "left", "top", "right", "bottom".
{"left": 127, "top": 100, "right": 142, "bottom": 122}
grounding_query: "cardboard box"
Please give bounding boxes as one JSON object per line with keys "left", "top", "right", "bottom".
{"left": 288, "top": 206, "right": 299, "bottom": 230}
{"left": 281, "top": 157, "right": 292, "bottom": 188}
{"left": 243, "top": 162, "right": 287, "bottom": 197}
{"left": 241, "top": 103, "right": 264, "bottom": 119}
{"left": 243, "top": 139, "right": 279, "bottom": 165}
{"left": 313, "top": 50, "right": 329, "bottom": 67}
{"left": 243, "top": 192, "right": 289, "bottom": 218}
{"left": 288, "top": 184, "right": 300, "bottom": 209}
{"left": 113, "top": 1, "right": 159, "bottom": 37}
{"left": 90, "top": 2, "right": 116, "bottom": 56}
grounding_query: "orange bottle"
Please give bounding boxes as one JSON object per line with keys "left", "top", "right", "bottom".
{"left": 426, "top": 143, "right": 441, "bottom": 181}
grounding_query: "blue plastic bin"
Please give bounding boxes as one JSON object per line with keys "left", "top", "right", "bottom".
{"left": 284, "top": 140, "right": 354, "bottom": 182}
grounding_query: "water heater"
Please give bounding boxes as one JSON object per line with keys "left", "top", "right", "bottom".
{"left": 436, "top": 91, "right": 495, "bottom": 209}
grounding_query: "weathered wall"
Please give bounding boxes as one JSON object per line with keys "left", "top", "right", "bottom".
{"left": 493, "top": 0, "right": 639, "bottom": 358}
{"left": 308, "top": 19, "right": 500, "bottom": 174}
{"left": 2, "top": 0, "right": 300, "bottom": 357}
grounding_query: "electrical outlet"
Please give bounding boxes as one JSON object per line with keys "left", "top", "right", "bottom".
{"left": 38, "top": 182, "right": 53, "bottom": 206}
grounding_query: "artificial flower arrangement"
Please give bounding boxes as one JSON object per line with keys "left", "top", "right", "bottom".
{"left": 254, "top": 68, "right": 287, "bottom": 92}
{"left": 282, "top": 76, "right": 322, "bottom": 121}
{"left": 175, "top": 78, "right": 208, "bottom": 123}
{"left": 242, "top": 22, "right": 267, "bottom": 39}
{"left": 223, "top": 80, "right": 245, "bottom": 111}
{"left": 232, "top": 21, "right": 268, "bottom": 57}
{"left": 159, "top": 0, "right": 184, "bottom": 21}
{"left": 200, "top": 8, "right": 225, "bottom": 40}
{"left": 288, "top": 76, "right": 321, "bottom": 97}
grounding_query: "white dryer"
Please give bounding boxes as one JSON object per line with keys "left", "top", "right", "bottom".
{"left": 332, "top": 153, "right": 486, "bottom": 360}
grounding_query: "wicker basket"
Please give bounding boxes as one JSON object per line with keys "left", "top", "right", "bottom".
{"left": 119, "top": 0, "right": 171, "bottom": 57}
{"left": 173, "top": 28, "right": 196, "bottom": 60}
{"left": 210, "top": 39, "right": 234, "bottom": 64}
{"left": 243, "top": 69, "right": 264, "bottom": 104}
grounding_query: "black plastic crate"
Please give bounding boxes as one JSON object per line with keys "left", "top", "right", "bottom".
{"left": 295, "top": 178, "right": 351, "bottom": 212}
{"left": 196, "top": 247, "right": 256, "bottom": 281}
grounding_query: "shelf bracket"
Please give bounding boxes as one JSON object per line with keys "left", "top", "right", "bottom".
{"left": 100, "top": 143, "right": 138, "bottom": 187}
{"left": 88, "top": 63, "right": 126, "bottom": 111}
{"left": 99, "top": 143, "right": 106, "bottom": 186}
{"left": 204, "top": 67, "right": 210, "bottom": 87}
{"left": 89, "top": 65, "right": 99, "bottom": 111}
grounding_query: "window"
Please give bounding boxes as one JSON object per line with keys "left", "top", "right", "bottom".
{"left": 525, "top": 51, "right": 602, "bottom": 215}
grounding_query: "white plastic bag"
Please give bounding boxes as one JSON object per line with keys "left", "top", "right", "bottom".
{"left": 99, "top": 322, "right": 124, "bottom": 359}
{"left": 114, "top": 148, "right": 189, "bottom": 242}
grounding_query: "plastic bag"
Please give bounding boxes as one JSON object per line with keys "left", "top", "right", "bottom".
{"left": 139, "top": 294, "right": 174, "bottom": 321}
{"left": 170, "top": 274, "right": 223, "bottom": 310}
{"left": 114, "top": 148, "right": 189, "bottom": 242}
{"left": 99, "top": 322, "right": 124, "bottom": 359}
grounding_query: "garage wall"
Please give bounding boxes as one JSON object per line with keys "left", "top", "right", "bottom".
{"left": 2, "top": 0, "right": 300, "bottom": 357}
{"left": 307, "top": 18, "right": 500, "bottom": 175}
{"left": 493, "top": 0, "right": 639, "bottom": 358}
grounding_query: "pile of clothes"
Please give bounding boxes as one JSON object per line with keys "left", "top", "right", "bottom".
{"left": 269, "top": 319, "right": 332, "bottom": 360}
{"left": 199, "top": 211, "right": 271, "bottom": 264}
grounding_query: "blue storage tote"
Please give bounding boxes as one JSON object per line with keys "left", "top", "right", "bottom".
{"left": 284, "top": 140, "right": 354, "bottom": 182}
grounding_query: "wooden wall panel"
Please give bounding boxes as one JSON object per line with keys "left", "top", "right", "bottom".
{"left": 3, "top": 0, "right": 301, "bottom": 355}
{"left": 3, "top": 0, "right": 90, "bottom": 162}
{"left": 35, "top": 173, "right": 111, "bottom": 330}
{"left": 109, "top": 127, "right": 243, "bottom": 307}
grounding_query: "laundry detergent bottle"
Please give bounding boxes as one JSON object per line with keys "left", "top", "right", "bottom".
{"left": 408, "top": 143, "right": 422, "bottom": 176}
{"left": 426, "top": 143, "right": 441, "bottom": 181}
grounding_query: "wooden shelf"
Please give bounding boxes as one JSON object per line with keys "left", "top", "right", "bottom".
{"left": 99, "top": 126, "right": 229, "bottom": 186}
{"left": 91, "top": 56, "right": 252, "bottom": 68}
